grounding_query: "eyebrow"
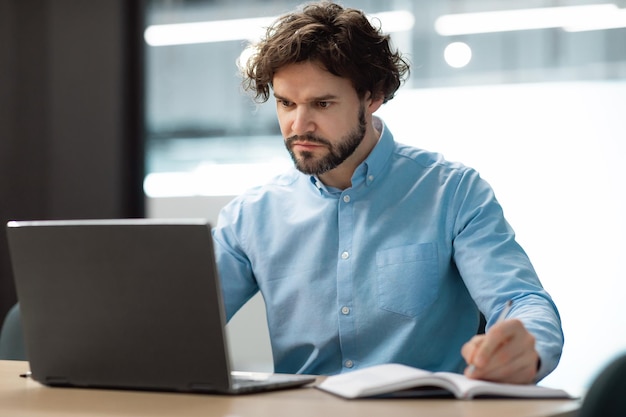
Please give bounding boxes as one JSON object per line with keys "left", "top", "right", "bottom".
{"left": 273, "top": 93, "right": 339, "bottom": 102}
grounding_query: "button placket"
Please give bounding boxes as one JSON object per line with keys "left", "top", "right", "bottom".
{"left": 337, "top": 188, "right": 356, "bottom": 375}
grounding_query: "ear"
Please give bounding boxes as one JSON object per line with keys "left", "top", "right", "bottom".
{"left": 364, "top": 92, "right": 384, "bottom": 114}
{"left": 369, "top": 96, "right": 384, "bottom": 113}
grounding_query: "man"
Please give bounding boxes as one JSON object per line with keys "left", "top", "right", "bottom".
{"left": 212, "top": 1, "right": 563, "bottom": 384}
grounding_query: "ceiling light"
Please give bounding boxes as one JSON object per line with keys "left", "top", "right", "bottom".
{"left": 144, "top": 17, "right": 275, "bottom": 46}
{"left": 563, "top": 8, "right": 626, "bottom": 31}
{"left": 444, "top": 42, "right": 472, "bottom": 68}
{"left": 145, "top": 11, "right": 415, "bottom": 47}
{"left": 434, "top": 4, "right": 619, "bottom": 36}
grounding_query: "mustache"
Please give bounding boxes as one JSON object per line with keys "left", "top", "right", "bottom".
{"left": 285, "top": 134, "right": 332, "bottom": 148}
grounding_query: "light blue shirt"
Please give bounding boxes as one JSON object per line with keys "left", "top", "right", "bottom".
{"left": 213, "top": 117, "right": 563, "bottom": 380}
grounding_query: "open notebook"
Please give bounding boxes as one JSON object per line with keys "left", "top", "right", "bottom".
{"left": 6, "top": 219, "right": 315, "bottom": 394}
{"left": 317, "top": 363, "right": 571, "bottom": 400}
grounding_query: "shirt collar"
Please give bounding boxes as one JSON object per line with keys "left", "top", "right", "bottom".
{"left": 309, "top": 116, "right": 394, "bottom": 194}
{"left": 360, "top": 116, "right": 394, "bottom": 187}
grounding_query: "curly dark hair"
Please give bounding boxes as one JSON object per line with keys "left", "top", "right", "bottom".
{"left": 242, "top": 1, "right": 410, "bottom": 104}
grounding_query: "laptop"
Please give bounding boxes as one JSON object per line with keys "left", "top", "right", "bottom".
{"left": 6, "top": 218, "right": 316, "bottom": 394}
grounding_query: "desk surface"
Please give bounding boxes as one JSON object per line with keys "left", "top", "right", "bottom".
{"left": 0, "top": 360, "right": 579, "bottom": 417}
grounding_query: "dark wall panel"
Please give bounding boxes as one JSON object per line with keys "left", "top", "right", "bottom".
{"left": 0, "top": 0, "right": 144, "bottom": 322}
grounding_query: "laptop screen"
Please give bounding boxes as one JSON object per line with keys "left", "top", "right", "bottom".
{"left": 7, "top": 219, "right": 235, "bottom": 392}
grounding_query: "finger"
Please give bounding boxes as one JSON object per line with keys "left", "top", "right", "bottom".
{"left": 461, "top": 335, "right": 484, "bottom": 365}
{"left": 462, "top": 336, "right": 485, "bottom": 377}
{"left": 467, "top": 320, "right": 539, "bottom": 383}
{"left": 471, "top": 319, "right": 520, "bottom": 368}
{"left": 473, "top": 347, "right": 539, "bottom": 384}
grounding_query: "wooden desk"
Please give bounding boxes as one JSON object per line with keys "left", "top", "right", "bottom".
{"left": 0, "top": 360, "right": 579, "bottom": 417}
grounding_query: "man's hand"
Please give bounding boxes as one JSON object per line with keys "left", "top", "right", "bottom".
{"left": 461, "top": 319, "right": 539, "bottom": 384}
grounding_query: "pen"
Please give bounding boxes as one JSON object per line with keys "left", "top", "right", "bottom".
{"left": 495, "top": 299, "right": 514, "bottom": 324}
{"left": 467, "top": 299, "right": 513, "bottom": 375}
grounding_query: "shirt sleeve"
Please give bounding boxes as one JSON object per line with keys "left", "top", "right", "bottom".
{"left": 449, "top": 167, "right": 564, "bottom": 381}
{"left": 212, "top": 197, "right": 259, "bottom": 321}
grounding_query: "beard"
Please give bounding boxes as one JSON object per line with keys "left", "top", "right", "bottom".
{"left": 284, "top": 105, "right": 367, "bottom": 176}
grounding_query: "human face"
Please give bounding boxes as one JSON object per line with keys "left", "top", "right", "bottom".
{"left": 284, "top": 106, "right": 366, "bottom": 175}
{"left": 272, "top": 61, "right": 371, "bottom": 176}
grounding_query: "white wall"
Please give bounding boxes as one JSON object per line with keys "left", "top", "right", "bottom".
{"left": 147, "top": 81, "right": 626, "bottom": 393}
{"left": 380, "top": 81, "right": 626, "bottom": 395}
{"left": 146, "top": 195, "right": 274, "bottom": 372}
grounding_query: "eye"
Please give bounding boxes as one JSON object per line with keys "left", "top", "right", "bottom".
{"left": 277, "top": 99, "right": 293, "bottom": 108}
{"left": 317, "top": 101, "right": 331, "bottom": 109}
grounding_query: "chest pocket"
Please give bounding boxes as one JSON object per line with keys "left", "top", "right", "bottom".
{"left": 376, "top": 243, "right": 439, "bottom": 318}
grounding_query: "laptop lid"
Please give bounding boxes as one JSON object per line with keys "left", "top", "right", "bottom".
{"left": 6, "top": 219, "right": 314, "bottom": 393}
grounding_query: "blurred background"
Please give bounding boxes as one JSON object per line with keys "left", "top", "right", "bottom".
{"left": 2, "top": 0, "right": 625, "bottom": 396}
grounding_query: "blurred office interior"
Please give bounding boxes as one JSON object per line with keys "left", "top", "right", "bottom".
{"left": 1, "top": 0, "right": 625, "bottom": 396}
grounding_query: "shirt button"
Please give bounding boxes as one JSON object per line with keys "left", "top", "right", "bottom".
{"left": 341, "top": 306, "right": 350, "bottom": 315}
{"left": 344, "top": 360, "right": 354, "bottom": 368}
{"left": 341, "top": 251, "right": 350, "bottom": 260}
{"left": 343, "top": 195, "right": 351, "bottom": 203}
{"left": 368, "top": 175, "right": 374, "bottom": 182}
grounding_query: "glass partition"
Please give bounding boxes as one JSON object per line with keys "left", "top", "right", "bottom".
{"left": 143, "top": 0, "right": 625, "bottom": 197}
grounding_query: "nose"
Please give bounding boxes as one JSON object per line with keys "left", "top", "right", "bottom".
{"left": 291, "top": 106, "right": 315, "bottom": 136}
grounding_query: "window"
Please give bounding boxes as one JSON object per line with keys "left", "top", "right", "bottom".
{"left": 143, "top": 0, "right": 626, "bottom": 197}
